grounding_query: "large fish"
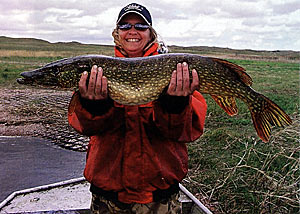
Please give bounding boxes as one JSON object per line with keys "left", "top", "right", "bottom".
{"left": 17, "top": 53, "right": 292, "bottom": 142}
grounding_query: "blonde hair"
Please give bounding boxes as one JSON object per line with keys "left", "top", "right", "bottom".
{"left": 112, "top": 26, "right": 158, "bottom": 56}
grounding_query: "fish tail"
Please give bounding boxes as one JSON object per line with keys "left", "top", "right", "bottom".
{"left": 249, "top": 93, "right": 292, "bottom": 142}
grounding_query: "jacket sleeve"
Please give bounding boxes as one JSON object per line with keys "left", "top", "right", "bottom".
{"left": 68, "top": 91, "right": 119, "bottom": 136}
{"left": 153, "top": 91, "right": 207, "bottom": 142}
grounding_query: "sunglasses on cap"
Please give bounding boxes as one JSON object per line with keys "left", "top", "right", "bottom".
{"left": 118, "top": 23, "right": 150, "bottom": 31}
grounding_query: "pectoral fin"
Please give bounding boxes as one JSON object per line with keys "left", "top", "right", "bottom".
{"left": 211, "top": 95, "right": 238, "bottom": 116}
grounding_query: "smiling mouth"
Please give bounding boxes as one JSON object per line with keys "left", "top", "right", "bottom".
{"left": 126, "top": 38, "right": 140, "bottom": 42}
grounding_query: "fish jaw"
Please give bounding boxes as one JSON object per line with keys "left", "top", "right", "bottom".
{"left": 17, "top": 68, "right": 61, "bottom": 88}
{"left": 17, "top": 69, "right": 45, "bottom": 85}
{"left": 17, "top": 77, "right": 32, "bottom": 85}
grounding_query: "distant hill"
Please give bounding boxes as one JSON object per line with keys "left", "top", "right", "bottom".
{"left": 0, "top": 36, "right": 113, "bottom": 51}
{"left": 0, "top": 36, "right": 298, "bottom": 61}
{"left": 0, "top": 36, "right": 115, "bottom": 56}
{"left": 168, "top": 45, "right": 299, "bottom": 61}
{"left": 0, "top": 36, "right": 113, "bottom": 47}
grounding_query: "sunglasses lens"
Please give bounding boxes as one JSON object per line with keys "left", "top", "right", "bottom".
{"left": 118, "top": 23, "right": 132, "bottom": 30}
{"left": 118, "top": 23, "right": 149, "bottom": 31}
{"left": 134, "top": 23, "right": 149, "bottom": 31}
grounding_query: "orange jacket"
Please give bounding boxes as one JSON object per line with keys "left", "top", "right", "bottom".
{"left": 68, "top": 43, "right": 207, "bottom": 204}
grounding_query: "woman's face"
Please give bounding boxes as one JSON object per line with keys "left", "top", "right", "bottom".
{"left": 118, "top": 13, "right": 151, "bottom": 57}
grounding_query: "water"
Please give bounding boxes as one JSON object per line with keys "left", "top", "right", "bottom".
{"left": 0, "top": 136, "right": 86, "bottom": 202}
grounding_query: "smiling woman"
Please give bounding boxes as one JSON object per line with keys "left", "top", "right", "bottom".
{"left": 116, "top": 13, "right": 152, "bottom": 57}
{"left": 111, "top": 8, "right": 158, "bottom": 57}
{"left": 67, "top": 3, "right": 207, "bottom": 214}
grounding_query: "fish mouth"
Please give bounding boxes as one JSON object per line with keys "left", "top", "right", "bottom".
{"left": 16, "top": 69, "right": 44, "bottom": 85}
{"left": 16, "top": 77, "right": 32, "bottom": 85}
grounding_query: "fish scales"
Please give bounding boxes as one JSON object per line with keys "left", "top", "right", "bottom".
{"left": 17, "top": 53, "right": 292, "bottom": 142}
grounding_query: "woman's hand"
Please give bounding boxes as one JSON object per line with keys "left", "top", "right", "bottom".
{"left": 167, "top": 62, "right": 199, "bottom": 96}
{"left": 79, "top": 65, "right": 108, "bottom": 100}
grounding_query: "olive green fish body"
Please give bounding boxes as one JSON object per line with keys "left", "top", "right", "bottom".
{"left": 17, "top": 53, "right": 292, "bottom": 142}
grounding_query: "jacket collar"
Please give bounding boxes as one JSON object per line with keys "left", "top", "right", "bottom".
{"left": 114, "top": 43, "right": 159, "bottom": 57}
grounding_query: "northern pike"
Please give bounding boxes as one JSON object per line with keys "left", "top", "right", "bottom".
{"left": 17, "top": 53, "right": 292, "bottom": 142}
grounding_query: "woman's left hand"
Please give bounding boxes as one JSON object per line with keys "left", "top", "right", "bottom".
{"left": 167, "top": 62, "right": 199, "bottom": 96}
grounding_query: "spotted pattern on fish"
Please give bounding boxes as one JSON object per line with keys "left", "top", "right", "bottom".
{"left": 17, "top": 53, "right": 292, "bottom": 142}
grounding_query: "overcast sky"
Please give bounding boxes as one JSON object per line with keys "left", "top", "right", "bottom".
{"left": 0, "top": 0, "right": 299, "bottom": 51}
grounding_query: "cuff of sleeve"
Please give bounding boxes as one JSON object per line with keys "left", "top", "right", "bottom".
{"left": 79, "top": 93, "right": 114, "bottom": 116}
{"left": 158, "top": 95, "right": 190, "bottom": 114}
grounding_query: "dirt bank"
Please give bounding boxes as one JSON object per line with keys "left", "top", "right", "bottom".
{"left": 0, "top": 87, "right": 88, "bottom": 151}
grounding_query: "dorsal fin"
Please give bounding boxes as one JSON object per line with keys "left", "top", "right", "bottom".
{"left": 212, "top": 58, "right": 253, "bottom": 86}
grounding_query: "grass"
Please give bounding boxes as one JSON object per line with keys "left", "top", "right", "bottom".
{"left": 186, "top": 59, "right": 299, "bottom": 213}
{"left": 0, "top": 37, "right": 299, "bottom": 213}
{"left": 187, "top": 123, "right": 299, "bottom": 212}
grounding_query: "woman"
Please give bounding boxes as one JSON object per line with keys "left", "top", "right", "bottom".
{"left": 68, "top": 3, "right": 207, "bottom": 214}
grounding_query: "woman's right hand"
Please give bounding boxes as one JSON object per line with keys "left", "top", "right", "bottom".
{"left": 78, "top": 65, "right": 108, "bottom": 100}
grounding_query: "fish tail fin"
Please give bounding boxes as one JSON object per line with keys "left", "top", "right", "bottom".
{"left": 211, "top": 95, "right": 238, "bottom": 116}
{"left": 249, "top": 94, "right": 292, "bottom": 142}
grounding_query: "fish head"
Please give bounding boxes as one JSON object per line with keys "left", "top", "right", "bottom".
{"left": 17, "top": 68, "right": 46, "bottom": 85}
{"left": 17, "top": 62, "right": 83, "bottom": 89}
{"left": 17, "top": 66, "right": 62, "bottom": 88}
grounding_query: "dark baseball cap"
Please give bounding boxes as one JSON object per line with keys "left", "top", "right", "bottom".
{"left": 116, "top": 3, "right": 152, "bottom": 26}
